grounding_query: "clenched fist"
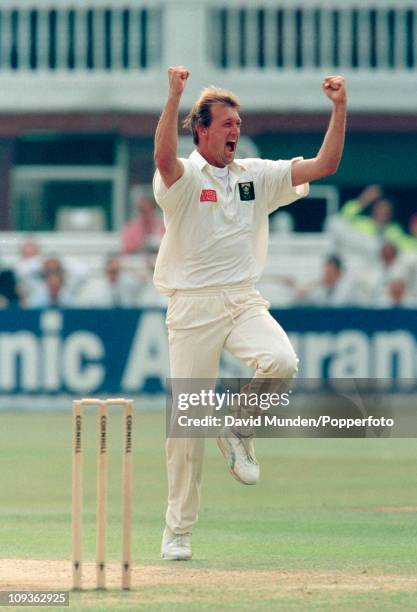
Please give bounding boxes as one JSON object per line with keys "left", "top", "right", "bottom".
{"left": 322, "top": 75, "right": 346, "bottom": 105}
{"left": 168, "top": 66, "right": 190, "bottom": 97}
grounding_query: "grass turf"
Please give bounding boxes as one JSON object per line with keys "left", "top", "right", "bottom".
{"left": 0, "top": 410, "right": 416, "bottom": 610}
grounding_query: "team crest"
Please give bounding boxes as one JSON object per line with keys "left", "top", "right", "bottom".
{"left": 238, "top": 181, "right": 255, "bottom": 201}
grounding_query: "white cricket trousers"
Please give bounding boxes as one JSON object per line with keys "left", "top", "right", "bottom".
{"left": 165, "top": 283, "right": 298, "bottom": 534}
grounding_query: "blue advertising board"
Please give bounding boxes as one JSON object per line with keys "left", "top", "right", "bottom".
{"left": 0, "top": 307, "right": 416, "bottom": 395}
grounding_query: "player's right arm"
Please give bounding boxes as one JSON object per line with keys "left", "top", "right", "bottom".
{"left": 154, "top": 66, "right": 190, "bottom": 189}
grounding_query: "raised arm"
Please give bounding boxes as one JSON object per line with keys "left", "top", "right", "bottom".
{"left": 291, "top": 76, "right": 347, "bottom": 187}
{"left": 154, "top": 66, "right": 190, "bottom": 188}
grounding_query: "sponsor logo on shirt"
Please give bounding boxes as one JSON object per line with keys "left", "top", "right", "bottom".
{"left": 200, "top": 189, "right": 217, "bottom": 202}
{"left": 238, "top": 181, "right": 255, "bottom": 201}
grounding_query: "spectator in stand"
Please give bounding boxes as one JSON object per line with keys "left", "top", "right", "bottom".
{"left": 288, "top": 255, "right": 362, "bottom": 307}
{"left": 121, "top": 192, "right": 165, "bottom": 254}
{"left": 396, "top": 213, "right": 417, "bottom": 252}
{"left": 360, "top": 242, "right": 406, "bottom": 303}
{"left": 26, "top": 258, "right": 77, "bottom": 308}
{"left": 19, "top": 245, "right": 88, "bottom": 307}
{"left": 376, "top": 277, "right": 416, "bottom": 308}
{"left": 77, "top": 254, "right": 142, "bottom": 307}
{"left": 14, "top": 238, "right": 43, "bottom": 302}
{"left": 0, "top": 264, "right": 20, "bottom": 307}
{"left": 340, "top": 185, "right": 406, "bottom": 249}
{"left": 408, "top": 213, "right": 417, "bottom": 241}
{"left": 326, "top": 185, "right": 408, "bottom": 261}
{"left": 136, "top": 245, "right": 169, "bottom": 306}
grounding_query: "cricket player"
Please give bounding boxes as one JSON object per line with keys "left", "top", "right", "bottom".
{"left": 153, "top": 66, "right": 347, "bottom": 560}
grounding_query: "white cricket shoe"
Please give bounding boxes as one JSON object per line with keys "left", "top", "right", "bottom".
{"left": 217, "top": 427, "right": 259, "bottom": 485}
{"left": 161, "top": 527, "right": 192, "bottom": 561}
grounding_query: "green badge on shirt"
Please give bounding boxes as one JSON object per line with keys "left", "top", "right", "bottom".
{"left": 238, "top": 181, "right": 255, "bottom": 201}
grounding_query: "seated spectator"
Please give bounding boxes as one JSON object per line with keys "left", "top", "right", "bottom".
{"left": 290, "top": 255, "right": 362, "bottom": 307}
{"left": 21, "top": 251, "right": 87, "bottom": 307}
{"left": 121, "top": 193, "right": 165, "bottom": 254}
{"left": 376, "top": 277, "right": 416, "bottom": 308}
{"left": 396, "top": 213, "right": 417, "bottom": 252}
{"left": 77, "top": 254, "right": 142, "bottom": 307}
{"left": 326, "top": 185, "right": 407, "bottom": 261}
{"left": 361, "top": 243, "right": 406, "bottom": 303}
{"left": 136, "top": 247, "right": 168, "bottom": 307}
{"left": 408, "top": 213, "right": 417, "bottom": 241}
{"left": 340, "top": 185, "right": 406, "bottom": 249}
{"left": 14, "top": 238, "right": 43, "bottom": 302}
{"left": 27, "top": 258, "right": 77, "bottom": 307}
{"left": 0, "top": 266, "right": 20, "bottom": 307}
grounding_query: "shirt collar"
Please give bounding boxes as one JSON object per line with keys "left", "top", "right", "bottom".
{"left": 189, "top": 149, "right": 247, "bottom": 174}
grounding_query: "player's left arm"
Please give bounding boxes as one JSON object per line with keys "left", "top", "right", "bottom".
{"left": 291, "top": 76, "right": 347, "bottom": 187}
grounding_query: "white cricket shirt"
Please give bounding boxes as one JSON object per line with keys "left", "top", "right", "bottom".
{"left": 153, "top": 150, "right": 308, "bottom": 295}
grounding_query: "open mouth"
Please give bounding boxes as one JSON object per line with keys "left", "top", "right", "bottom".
{"left": 226, "top": 141, "right": 236, "bottom": 153}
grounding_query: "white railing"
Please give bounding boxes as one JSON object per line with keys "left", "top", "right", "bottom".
{"left": 0, "top": 0, "right": 162, "bottom": 72}
{"left": 0, "top": 0, "right": 414, "bottom": 112}
{"left": 208, "top": 1, "right": 416, "bottom": 71}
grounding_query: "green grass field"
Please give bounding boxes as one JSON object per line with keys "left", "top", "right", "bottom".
{"left": 0, "top": 410, "right": 416, "bottom": 611}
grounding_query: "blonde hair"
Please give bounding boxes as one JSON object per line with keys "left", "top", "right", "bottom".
{"left": 183, "top": 86, "right": 240, "bottom": 145}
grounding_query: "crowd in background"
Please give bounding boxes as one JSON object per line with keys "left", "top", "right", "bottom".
{"left": 321, "top": 184, "right": 417, "bottom": 307}
{"left": 1, "top": 184, "right": 417, "bottom": 309}
{"left": 0, "top": 193, "right": 167, "bottom": 309}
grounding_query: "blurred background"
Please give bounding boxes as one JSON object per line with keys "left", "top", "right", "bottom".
{"left": 0, "top": 0, "right": 416, "bottom": 403}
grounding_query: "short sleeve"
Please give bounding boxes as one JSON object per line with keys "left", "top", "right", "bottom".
{"left": 152, "top": 158, "right": 194, "bottom": 213}
{"left": 263, "top": 157, "right": 309, "bottom": 214}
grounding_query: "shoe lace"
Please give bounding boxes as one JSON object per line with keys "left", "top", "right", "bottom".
{"left": 173, "top": 533, "right": 190, "bottom": 547}
{"left": 236, "top": 436, "right": 257, "bottom": 464}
